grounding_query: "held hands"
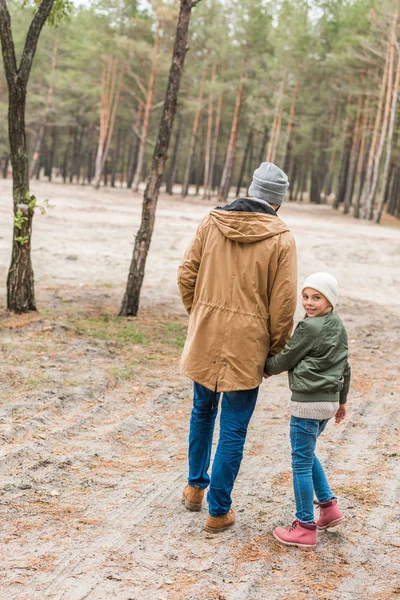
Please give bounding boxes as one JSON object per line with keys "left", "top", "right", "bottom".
{"left": 335, "top": 405, "right": 346, "bottom": 424}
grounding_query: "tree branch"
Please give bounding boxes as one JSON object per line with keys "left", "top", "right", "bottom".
{"left": 0, "top": 0, "right": 17, "bottom": 88}
{"left": 19, "top": 0, "right": 56, "bottom": 87}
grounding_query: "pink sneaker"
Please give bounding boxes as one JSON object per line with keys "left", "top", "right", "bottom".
{"left": 273, "top": 520, "right": 317, "bottom": 549}
{"left": 317, "top": 498, "right": 345, "bottom": 531}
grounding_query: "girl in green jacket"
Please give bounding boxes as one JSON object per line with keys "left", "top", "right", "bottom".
{"left": 264, "top": 272, "right": 351, "bottom": 549}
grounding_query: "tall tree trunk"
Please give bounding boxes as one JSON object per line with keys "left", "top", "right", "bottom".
{"left": 119, "top": 0, "right": 202, "bottom": 317}
{"left": 281, "top": 74, "right": 299, "bottom": 168}
{"left": 218, "top": 49, "right": 247, "bottom": 202}
{"left": 343, "top": 93, "right": 364, "bottom": 214}
{"left": 181, "top": 52, "right": 208, "bottom": 197}
{"left": 353, "top": 97, "right": 371, "bottom": 218}
{"left": 93, "top": 56, "right": 125, "bottom": 189}
{"left": 29, "top": 35, "right": 58, "bottom": 179}
{"left": 1, "top": 154, "right": 9, "bottom": 178}
{"left": 119, "top": 129, "right": 128, "bottom": 187}
{"left": 258, "top": 125, "right": 269, "bottom": 165}
{"left": 127, "top": 102, "right": 144, "bottom": 188}
{"left": 166, "top": 112, "right": 183, "bottom": 194}
{"left": 131, "top": 20, "right": 160, "bottom": 193}
{"left": 375, "top": 41, "right": 400, "bottom": 223}
{"left": 45, "top": 125, "right": 56, "bottom": 180}
{"left": 364, "top": 18, "right": 396, "bottom": 221}
{"left": 203, "top": 59, "right": 216, "bottom": 199}
{"left": 362, "top": 41, "right": 391, "bottom": 218}
{"left": 333, "top": 96, "right": 353, "bottom": 209}
{"left": 266, "top": 69, "right": 287, "bottom": 163}
{"left": 111, "top": 127, "right": 121, "bottom": 187}
{"left": 0, "top": 0, "right": 56, "bottom": 313}
{"left": 207, "top": 63, "right": 225, "bottom": 198}
{"left": 236, "top": 128, "right": 253, "bottom": 196}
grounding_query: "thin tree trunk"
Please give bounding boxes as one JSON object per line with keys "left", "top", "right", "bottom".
{"left": 362, "top": 41, "right": 391, "bottom": 218}
{"left": 266, "top": 69, "right": 287, "bottom": 163}
{"left": 29, "top": 35, "right": 58, "bottom": 179}
{"left": 166, "top": 112, "right": 183, "bottom": 194}
{"left": 343, "top": 93, "right": 364, "bottom": 214}
{"left": 0, "top": 0, "right": 56, "bottom": 312}
{"left": 281, "top": 75, "right": 299, "bottom": 168}
{"left": 375, "top": 44, "right": 400, "bottom": 223}
{"left": 111, "top": 127, "right": 121, "bottom": 187}
{"left": 1, "top": 154, "right": 9, "bottom": 178}
{"left": 120, "top": 129, "right": 128, "bottom": 187}
{"left": 181, "top": 52, "right": 208, "bottom": 197}
{"left": 93, "top": 56, "right": 125, "bottom": 189}
{"left": 218, "top": 49, "right": 247, "bottom": 202}
{"left": 207, "top": 63, "right": 225, "bottom": 198}
{"left": 119, "top": 0, "right": 202, "bottom": 317}
{"left": 131, "top": 20, "right": 160, "bottom": 192}
{"left": 258, "top": 125, "right": 269, "bottom": 165}
{"left": 127, "top": 102, "right": 144, "bottom": 188}
{"left": 365, "top": 18, "right": 396, "bottom": 221}
{"left": 236, "top": 128, "right": 253, "bottom": 196}
{"left": 353, "top": 97, "right": 371, "bottom": 218}
{"left": 333, "top": 96, "right": 353, "bottom": 209}
{"left": 203, "top": 59, "right": 216, "bottom": 199}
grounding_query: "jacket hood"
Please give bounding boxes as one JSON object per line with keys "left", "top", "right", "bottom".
{"left": 209, "top": 209, "right": 289, "bottom": 243}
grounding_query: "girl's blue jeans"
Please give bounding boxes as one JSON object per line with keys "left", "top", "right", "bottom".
{"left": 188, "top": 382, "right": 258, "bottom": 517}
{"left": 290, "top": 415, "right": 334, "bottom": 523}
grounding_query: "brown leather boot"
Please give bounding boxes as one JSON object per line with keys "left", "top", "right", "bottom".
{"left": 182, "top": 485, "right": 204, "bottom": 511}
{"left": 204, "top": 508, "right": 235, "bottom": 533}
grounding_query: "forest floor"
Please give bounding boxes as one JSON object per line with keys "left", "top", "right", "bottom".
{"left": 0, "top": 180, "right": 400, "bottom": 600}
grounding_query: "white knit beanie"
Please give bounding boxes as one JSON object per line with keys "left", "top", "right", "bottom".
{"left": 302, "top": 272, "right": 339, "bottom": 308}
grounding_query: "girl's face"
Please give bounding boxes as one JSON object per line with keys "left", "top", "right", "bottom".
{"left": 302, "top": 287, "right": 332, "bottom": 317}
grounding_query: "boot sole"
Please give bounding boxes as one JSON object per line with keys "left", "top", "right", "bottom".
{"left": 272, "top": 531, "right": 316, "bottom": 549}
{"left": 317, "top": 516, "right": 346, "bottom": 531}
{"left": 181, "top": 494, "right": 202, "bottom": 512}
{"left": 203, "top": 521, "right": 235, "bottom": 533}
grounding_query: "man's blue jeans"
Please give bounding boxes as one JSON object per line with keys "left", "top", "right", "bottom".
{"left": 188, "top": 382, "right": 258, "bottom": 517}
{"left": 290, "top": 415, "right": 334, "bottom": 523}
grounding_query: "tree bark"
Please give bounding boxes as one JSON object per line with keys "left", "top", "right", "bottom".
{"left": 181, "top": 51, "right": 208, "bottom": 197}
{"left": 333, "top": 96, "right": 353, "bottom": 209}
{"left": 0, "top": 0, "right": 56, "bottom": 313}
{"left": 281, "top": 74, "right": 299, "bottom": 168}
{"left": 111, "top": 127, "right": 121, "bottom": 187}
{"left": 127, "top": 102, "right": 144, "bottom": 188}
{"left": 218, "top": 49, "right": 247, "bottom": 202}
{"left": 266, "top": 69, "right": 287, "bottom": 163}
{"left": 362, "top": 39, "right": 391, "bottom": 219}
{"left": 207, "top": 63, "right": 225, "bottom": 197}
{"left": 352, "top": 96, "right": 371, "bottom": 219}
{"left": 131, "top": 19, "right": 160, "bottom": 193}
{"left": 236, "top": 128, "right": 253, "bottom": 196}
{"left": 93, "top": 56, "right": 125, "bottom": 189}
{"left": 166, "top": 112, "right": 183, "bottom": 194}
{"left": 375, "top": 42, "right": 400, "bottom": 223}
{"left": 119, "top": 0, "right": 202, "bottom": 317}
{"left": 343, "top": 93, "right": 364, "bottom": 214}
{"left": 203, "top": 59, "right": 216, "bottom": 199}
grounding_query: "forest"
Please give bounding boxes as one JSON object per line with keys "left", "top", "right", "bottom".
{"left": 1, "top": 2, "right": 400, "bottom": 598}
{"left": 1, "top": 0, "right": 399, "bottom": 223}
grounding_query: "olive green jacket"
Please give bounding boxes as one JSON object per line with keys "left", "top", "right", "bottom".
{"left": 265, "top": 311, "right": 351, "bottom": 404}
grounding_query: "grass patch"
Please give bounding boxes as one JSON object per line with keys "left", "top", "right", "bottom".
{"left": 72, "top": 315, "right": 147, "bottom": 346}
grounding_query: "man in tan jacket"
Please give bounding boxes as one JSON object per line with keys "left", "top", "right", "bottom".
{"left": 178, "top": 162, "right": 297, "bottom": 532}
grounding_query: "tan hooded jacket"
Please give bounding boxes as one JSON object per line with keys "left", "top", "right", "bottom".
{"left": 178, "top": 208, "right": 297, "bottom": 392}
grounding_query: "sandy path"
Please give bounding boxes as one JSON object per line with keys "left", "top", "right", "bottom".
{"left": 0, "top": 181, "right": 399, "bottom": 600}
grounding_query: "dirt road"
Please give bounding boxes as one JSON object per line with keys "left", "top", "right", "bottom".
{"left": 0, "top": 180, "right": 399, "bottom": 599}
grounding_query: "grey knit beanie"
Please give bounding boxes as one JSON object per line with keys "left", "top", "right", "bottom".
{"left": 248, "top": 162, "right": 289, "bottom": 206}
{"left": 302, "top": 272, "right": 339, "bottom": 308}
